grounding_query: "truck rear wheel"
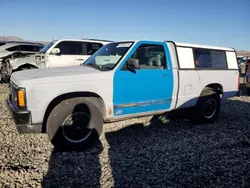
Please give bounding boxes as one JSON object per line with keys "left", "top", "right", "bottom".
{"left": 247, "top": 88, "right": 250, "bottom": 96}
{"left": 190, "top": 90, "right": 221, "bottom": 124}
{"left": 46, "top": 97, "right": 103, "bottom": 151}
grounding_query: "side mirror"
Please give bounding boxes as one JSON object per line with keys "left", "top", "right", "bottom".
{"left": 126, "top": 58, "right": 140, "bottom": 72}
{"left": 51, "top": 48, "right": 60, "bottom": 55}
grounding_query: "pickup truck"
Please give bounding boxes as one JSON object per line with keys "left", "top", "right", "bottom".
{"left": 6, "top": 40, "right": 240, "bottom": 151}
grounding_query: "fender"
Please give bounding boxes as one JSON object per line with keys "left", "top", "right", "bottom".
{"left": 26, "top": 81, "right": 113, "bottom": 125}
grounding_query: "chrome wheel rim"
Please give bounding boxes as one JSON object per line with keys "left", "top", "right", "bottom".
{"left": 62, "top": 112, "right": 93, "bottom": 143}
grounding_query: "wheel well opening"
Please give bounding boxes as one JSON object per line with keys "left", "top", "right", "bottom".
{"left": 203, "top": 83, "right": 223, "bottom": 93}
{"left": 17, "top": 64, "right": 38, "bottom": 70}
{"left": 201, "top": 83, "right": 223, "bottom": 99}
{"left": 42, "top": 92, "right": 106, "bottom": 133}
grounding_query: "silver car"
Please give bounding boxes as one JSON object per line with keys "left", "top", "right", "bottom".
{"left": 0, "top": 41, "right": 44, "bottom": 82}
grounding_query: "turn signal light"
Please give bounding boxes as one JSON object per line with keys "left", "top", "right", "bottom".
{"left": 17, "top": 89, "right": 25, "bottom": 107}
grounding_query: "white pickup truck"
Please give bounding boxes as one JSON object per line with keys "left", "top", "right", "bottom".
{"left": 6, "top": 40, "right": 240, "bottom": 151}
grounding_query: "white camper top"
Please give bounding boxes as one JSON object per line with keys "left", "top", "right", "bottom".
{"left": 169, "top": 41, "right": 235, "bottom": 52}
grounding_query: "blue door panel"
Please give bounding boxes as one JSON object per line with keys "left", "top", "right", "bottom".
{"left": 113, "top": 41, "right": 174, "bottom": 116}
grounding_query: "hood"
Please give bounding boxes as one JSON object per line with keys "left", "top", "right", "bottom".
{"left": 0, "top": 50, "right": 40, "bottom": 59}
{"left": 10, "top": 65, "right": 102, "bottom": 85}
{"left": 9, "top": 53, "right": 46, "bottom": 69}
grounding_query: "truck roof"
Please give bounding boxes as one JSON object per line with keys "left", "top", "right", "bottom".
{"left": 54, "top": 38, "right": 112, "bottom": 44}
{"left": 108, "top": 40, "right": 235, "bottom": 52}
{"left": 170, "top": 41, "right": 235, "bottom": 52}
{"left": 81, "top": 38, "right": 114, "bottom": 42}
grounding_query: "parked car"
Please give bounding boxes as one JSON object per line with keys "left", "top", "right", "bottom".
{"left": 6, "top": 40, "right": 239, "bottom": 151}
{"left": 0, "top": 41, "right": 44, "bottom": 58}
{"left": 0, "top": 41, "right": 45, "bottom": 82}
{"left": 237, "top": 56, "right": 250, "bottom": 76}
{"left": 0, "top": 38, "right": 112, "bottom": 83}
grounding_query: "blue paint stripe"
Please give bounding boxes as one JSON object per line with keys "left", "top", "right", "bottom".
{"left": 114, "top": 102, "right": 172, "bottom": 116}
{"left": 114, "top": 99, "right": 172, "bottom": 109}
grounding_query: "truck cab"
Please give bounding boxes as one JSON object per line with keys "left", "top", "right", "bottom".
{"left": 6, "top": 40, "right": 239, "bottom": 151}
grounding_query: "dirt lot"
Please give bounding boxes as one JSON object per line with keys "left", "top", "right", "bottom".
{"left": 0, "top": 84, "right": 250, "bottom": 187}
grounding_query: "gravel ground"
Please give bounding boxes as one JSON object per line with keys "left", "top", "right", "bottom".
{"left": 0, "top": 84, "right": 250, "bottom": 188}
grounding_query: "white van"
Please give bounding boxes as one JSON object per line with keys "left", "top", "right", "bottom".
{"left": 35, "top": 38, "right": 112, "bottom": 68}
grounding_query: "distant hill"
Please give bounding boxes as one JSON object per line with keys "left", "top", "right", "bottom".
{"left": 0, "top": 36, "right": 50, "bottom": 45}
{"left": 0, "top": 36, "right": 23, "bottom": 41}
{"left": 236, "top": 50, "right": 250, "bottom": 57}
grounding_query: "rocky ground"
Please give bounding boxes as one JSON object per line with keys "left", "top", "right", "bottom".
{"left": 0, "top": 84, "right": 250, "bottom": 188}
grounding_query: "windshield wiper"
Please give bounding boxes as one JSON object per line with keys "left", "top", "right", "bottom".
{"left": 101, "top": 63, "right": 115, "bottom": 70}
{"left": 85, "top": 64, "right": 103, "bottom": 70}
{"left": 102, "top": 66, "right": 113, "bottom": 70}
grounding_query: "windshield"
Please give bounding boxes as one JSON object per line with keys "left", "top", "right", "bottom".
{"left": 39, "top": 40, "right": 57, "bottom": 53}
{"left": 83, "top": 41, "right": 134, "bottom": 70}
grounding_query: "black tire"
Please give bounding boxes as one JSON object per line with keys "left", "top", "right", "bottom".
{"left": 247, "top": 88, "right": 250, "bottom": 96}
{"left": 190, "top": 89, "right": 221, "bottom": 124}
{"left": 46, "top": 97, "right": 103, "bottom": 152}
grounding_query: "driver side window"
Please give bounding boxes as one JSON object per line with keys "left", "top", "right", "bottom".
{"left": 54, "top": 41, "right": 81, "bottom": 55}
{"left": 127, "top": 44, "right": 167, "bottom": 70}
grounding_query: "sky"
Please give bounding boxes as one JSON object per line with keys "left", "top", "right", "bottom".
{"left": 0, "top": 0, "right": 250, "bottom": 51}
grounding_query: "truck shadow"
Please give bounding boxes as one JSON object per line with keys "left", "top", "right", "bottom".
{"left": 42, "top": 97, "right": 250, "bottom": 187}
{"left": 41, "top": 102, "right": 104, "bottom": 188}
{"left": 105, "top": 98, "right": 250, "bottom": 187}
{"left": 41, "top": 140, "right": 103, "bottom": 188}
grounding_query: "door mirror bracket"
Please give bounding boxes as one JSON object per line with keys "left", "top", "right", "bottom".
{"left": 126, "top": 58, "right": 140, "bottom": 73}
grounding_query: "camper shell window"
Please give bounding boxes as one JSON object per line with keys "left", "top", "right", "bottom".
{"left": 193, "top": 48, "right": 228, "bottom": 69}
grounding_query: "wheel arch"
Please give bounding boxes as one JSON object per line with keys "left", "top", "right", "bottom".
{"left": 199, "top": 83, "right": 223, "bottom": 97}
{"left": 16, "top": 63, "right": 38, "bottom": 70}
{"left": 194, "top": 83, "right": 223, "bottom": 106}
{"left": 42, "top": 91, "right": 106, "bottom": 133}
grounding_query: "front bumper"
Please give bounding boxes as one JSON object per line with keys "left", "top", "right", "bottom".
{"left": 5, "top": 95, "right": 42, "bottom": 133}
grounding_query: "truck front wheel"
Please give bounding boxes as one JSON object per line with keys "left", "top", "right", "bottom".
{"left": 46, "top": 97, "right": 103, "bottom": 151}
{"left": 190, "top": 90, "right": 221, "bottom": 124}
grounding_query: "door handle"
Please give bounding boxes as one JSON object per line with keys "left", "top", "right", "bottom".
{"left": 76, "top": 59, "right": 84, "bottom": 61}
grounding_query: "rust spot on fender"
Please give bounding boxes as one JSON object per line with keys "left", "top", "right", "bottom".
{"left": 108, "top": 107, "right": 113, "bottom": 115}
